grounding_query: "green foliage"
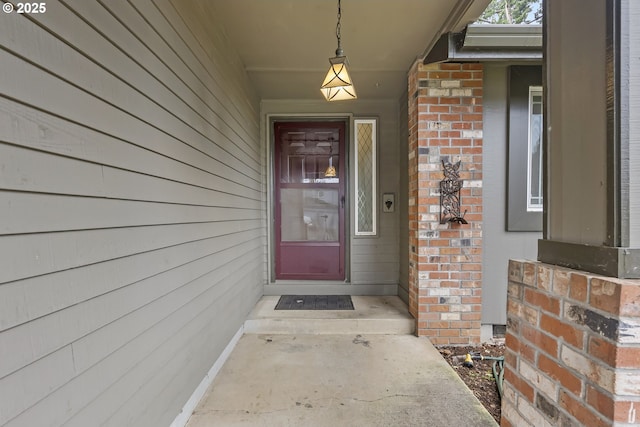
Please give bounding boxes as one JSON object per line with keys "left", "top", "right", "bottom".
{"left": 478, "top": 0, "right": 542, "bottom": 24}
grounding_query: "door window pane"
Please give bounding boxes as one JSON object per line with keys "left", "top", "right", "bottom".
{"left": 280, "top": 189, "right": 339, "bottom": 241}
{"left": 280, "top": 131, "right": 339, "bottom": 183}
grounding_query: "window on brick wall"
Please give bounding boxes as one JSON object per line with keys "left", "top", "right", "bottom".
{"left": 507, "top": 66, "right": 543, "bottom": 231}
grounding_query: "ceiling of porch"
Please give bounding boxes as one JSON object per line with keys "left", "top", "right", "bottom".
{"left": 205, "top": 0, "right": 491, "bottom": 102}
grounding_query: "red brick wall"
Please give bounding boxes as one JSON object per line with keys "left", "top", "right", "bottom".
{"left": 407, "top": 62, "right": 483, "bottom": 344}
{"left": 503, "top": 260, "right": 640, "bottom": 426}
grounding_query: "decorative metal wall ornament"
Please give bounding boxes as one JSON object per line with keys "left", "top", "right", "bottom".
{"left": 439, "top": 160, "right": 468, "bottom": 224}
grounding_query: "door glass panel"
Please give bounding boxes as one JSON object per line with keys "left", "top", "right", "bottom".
{"left": 279, "top": 131, "right": 340, "bottom": 184}
{"left": 280, "top": 188, "right": 339, "bottom": 242}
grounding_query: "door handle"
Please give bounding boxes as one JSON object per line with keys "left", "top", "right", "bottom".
{"left": 341, "top": 196, "right": 345, "bottom": 208}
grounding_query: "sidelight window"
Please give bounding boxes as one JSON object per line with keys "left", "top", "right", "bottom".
{"left": 354, "top": 119, "right": 377, "bottom": 235}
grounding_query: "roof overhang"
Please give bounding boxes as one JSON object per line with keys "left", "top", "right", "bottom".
{"left": 196, "top": 0, "right": 492, "bottom": 101}
{"left": 423, "top": 24, "right": 542, "bottom": 64}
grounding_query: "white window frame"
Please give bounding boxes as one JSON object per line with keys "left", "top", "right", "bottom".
{"left": 526, "top": 86, "right": 543, "bottom": 212}
{"left": 354, "top": 118, "right": 377, "bottom": 236}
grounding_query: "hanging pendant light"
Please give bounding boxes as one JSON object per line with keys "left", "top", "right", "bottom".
{"left": 320, "top": 0, "right": 357, "bottom": 101}
{"left": 325, "top": 160, "right": 337, "bottom": 177}
{"left": 325, "top": 157, "right": 337, "bottom": 177}
{"left": 325, "top": 139, "right": 337, "bottom": 177}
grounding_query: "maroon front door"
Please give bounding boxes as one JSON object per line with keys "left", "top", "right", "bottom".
{"left": 274, "top": 121, "right": 346, "bottom": 280}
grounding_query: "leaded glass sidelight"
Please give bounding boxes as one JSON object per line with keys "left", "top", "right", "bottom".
{"left": 355, "top": 119, "right": 377, "bottom": 235}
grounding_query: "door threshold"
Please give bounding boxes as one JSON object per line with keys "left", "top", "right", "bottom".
{"left": 271, "top": 280, "right": 350, "bottom": 285}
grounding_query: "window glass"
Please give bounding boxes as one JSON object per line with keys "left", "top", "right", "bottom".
{"left": 355, "top": 119, "right": 377, "bottom": 235}
{"left": 527, "top": 87, "right": 543, "bottom": 212}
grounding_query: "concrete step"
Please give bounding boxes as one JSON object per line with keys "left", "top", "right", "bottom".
{"left": 244, "top": 296, "right": 415, "bottom": 335}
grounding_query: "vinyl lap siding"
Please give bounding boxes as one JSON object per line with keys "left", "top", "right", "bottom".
{"left": 0, "top": 1, "right": 263, "bottom": 426}
{"left": 351, "top": 106, "right": 400, "bottom": 286}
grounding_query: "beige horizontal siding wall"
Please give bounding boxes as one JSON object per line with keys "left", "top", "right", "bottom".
{"left": 0, "top": 1, "right": 263, "bottom": 426}
{"left": 352, "top": 103, "right": 400, "bottom": 285}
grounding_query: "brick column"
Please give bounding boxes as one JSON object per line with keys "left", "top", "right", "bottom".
{"left": 503, "top": 260, "right": 640, "bottom": 427}
{"left": 407, "top": 62, "right": 483, "bottom": 344}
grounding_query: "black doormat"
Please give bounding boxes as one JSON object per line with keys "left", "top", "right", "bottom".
{"left": 275, "top": 295, "right": 354, "bottom": 310}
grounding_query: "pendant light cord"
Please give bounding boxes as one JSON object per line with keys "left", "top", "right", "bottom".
{"left": 335, "top": 0, "right": 343, "bottom": 56}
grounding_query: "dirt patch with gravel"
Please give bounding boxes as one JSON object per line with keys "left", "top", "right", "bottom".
{"left": 437, "top": 343, "right": 505, "bottom": 425}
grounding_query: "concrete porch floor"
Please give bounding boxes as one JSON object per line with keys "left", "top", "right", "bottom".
{"left": 185, "top": 296, "right": 497, "bottom": 427}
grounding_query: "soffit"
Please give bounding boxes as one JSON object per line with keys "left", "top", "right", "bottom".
{"left": 201, "top": 0, "right": 491, "bottom": 101}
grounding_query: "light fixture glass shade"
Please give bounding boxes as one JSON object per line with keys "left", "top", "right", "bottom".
{"left": 321, "top": 86, "right": 357, "bottom": 101}
{"left": 320, "top": 56, "right": 357, "bottom": 101}
{"left": 324, "top": 165, "right": 337, "bottom": 177}
{"left": 324, "top": 153, "right": 337, "bottom": 177}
